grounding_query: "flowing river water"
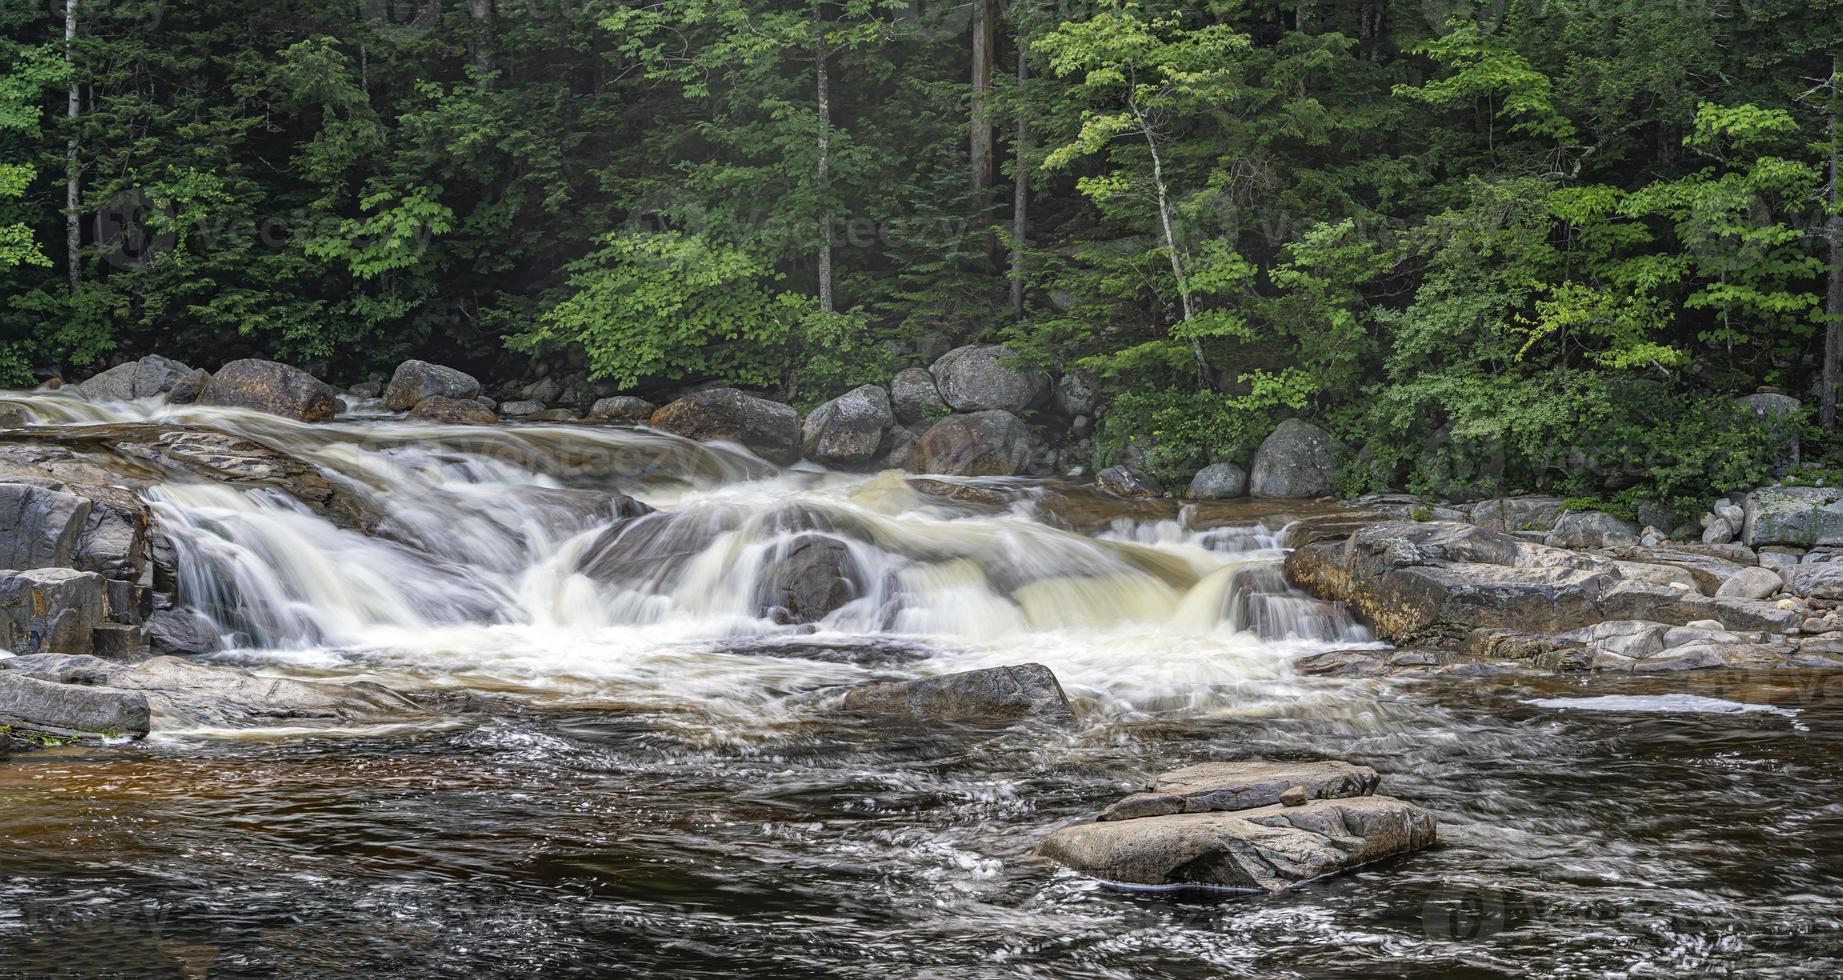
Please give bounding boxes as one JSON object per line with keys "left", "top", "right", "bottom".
{"left": 0, "top": 395, "right": 1839, "bottom": 978}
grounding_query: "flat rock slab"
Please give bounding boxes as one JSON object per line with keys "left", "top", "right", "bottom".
{"left": 841, "top": 662, "right": 1074, "bottom": 724}
{"left": 1043, "top": 796, "right": 1437, "bottom": 892}
{"left": 0, "top": 670, "right": 150, "bottom": 738}
{"left": 1099, "top": 760, "right": 1380, "bottom": 821}
{"left": 0, "top": 654, "right": 420, "bottom": 731}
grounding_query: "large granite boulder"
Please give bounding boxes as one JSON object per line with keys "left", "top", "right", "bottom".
{"left": 1545, "top": 511, "right": 1641, "bottom": 551}
{"left": 1737, "top": 392, "right": 1803, "bottom": 472}
{"left": 1465, "top": 496, "right": 1562, "bottom": 533}
{"left": 197, "top": 359, "right": 341, "bottom": 422}
{"left": 0, "top": 654, "right": 420, "bottom": 731}
{"left": 587, "top": 396, "right": 657, "bottom": 424}
{"left": 1099, "top": 760, "right": 1380, "bottom": 821}
{"left": 890, "top": 367, "right": 950, "bottom": 426}
{"left": 909, "top": 411, "right": 1042, "bottom": 476}
{"left": 1742, "top": 486, "right": 1843, "bottom": 548}
{"left": 801, "top": 385, "right": 895, "bottom": 468}
{"left": 1714, "top": 566, "right": 1783, "bottom": 600}
{"left": 649, "top": 388, "right": 801, "bottom": 465}
{"left": 144, "top": 608, "right": 223, "bottom": 655}
{"left": 1284, "top": 521, "right": 1800, "bottom": 645}
{"left": 1053, "top": 370, "right": 1100, "bottom": 418}
{"left": 929, "top": 345, "right": 1050, "bottom": 413}
{"left": 0, "top": 482, "right": 89, "bottom": 569}
{"left": 384, "top": 359, "right": 481, "bottom": 411}
{"left": 754, "top": 534, "right": 858, "bottom": 624}
{"left": 1250, "top": 419, "right": 1336, "bottom": 498}
{"left": 0, "top": 568, "right": 106, "bottom": 656}
{"left": 74, "top": 355, "right": 196, "bottom": 402}
{"left": 1187, "top": 462, "right": 1248, "bottom": 500}
{"left": 841, "top": 663, "right": 1074, "bottom": 724}
{"left": 408, "top": 395, "right": 496, "bottom": 424}
{"left": 1041, "top": 796, "right": 1437, "bottom": 892}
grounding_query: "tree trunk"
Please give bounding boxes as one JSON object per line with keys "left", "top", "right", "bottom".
{"left": 65, "top": 0, "right": 79, "bottom": 296}
{"left": 1009, "top": 37, "right": 1028, "bottom": 318}
{"left": 1136, "top": 108, "right": 1206, "bottom": 385}
{"left": 467, "top": 0, "right": 495, "bottom": 86}
{"left": 815, "top": 24, "right": 834, "bottom": 314}
{"left": 970, "top": 0, "right": 995, "bottom": 193}
{"left": 1825, "top": 57, "right": 1842, "bottom": 430}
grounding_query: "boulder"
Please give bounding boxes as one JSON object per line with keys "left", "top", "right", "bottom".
{"left": 1098, "top": 760, "right": 1380, "bottom": 822}
{"left": 890, "top": 367, "right": 950, "bottom": 426}
{"left": 929, "top": 345, "right": 1050, "bottom": 413}
{"left": 1545, "top": 511, "right": 1641, "bottom": 551}
{"left": 1053, "top": 370, "right": 1100, "bottom": 418}
{"left": 841, "top": 662, "right": 1074, "bottom": 724}
{"left": 1249, "top": 419, "right": 1336, "bottom": 498}
{"left": 0, "top": 568, "right": 106, "bottom": 656}
{"left": 649, "top": 388, "right": 802, "bottom": 465}
{"left": 755, "top": 534, "right": 857, "bottom": 623}
{"left": 587, "top": 396, "right": 657, "bottom": 424}
{"left": 165, "top": 368, "right": 210, "bottom": 405}
{"left": 877, "top": 424, "right": 926, "bottom": 471}
{"left": 348, "top": 380, "right": 385, "bottom": 399}
{"left": 909, "top": 411, "right": 1042, "bottom": 477}
{"left": 1742, "top": 486, "right": 1843, "bottom": 548}
{"left": 197, "top": 359, "right": 341, "bottom": 422}
{"left": 0, "top": 670, "right": 150, "bottom": 738}
{"left": 1737, "top": 392, "right": 1802, "bottom": 471}
{"left": 520, "top": 378, "right": 563, "bottom": 405}
{"left": 0, "top": 482, "right": 89, "bottom": 569}
{"left": 0, "top": 655, "right": 420, "bottom": 730}
{"left": 1714, "top": 566, "right": 1783, "bottom": 600}
{"left": 1097, "top": 465, "right": 1162, "bottom": 498}
{"left": 1187, "top": 462, "right": 1248, "bottom": 500}
{"left": 409, "top": 396, "right": 496, "bottom": 424}
{"left": 384, "top": 360, "right": 481, "bottom": 411}
{"left": 1783, "top": 564, "right": 1843, "bottom": 600}
{"left": 801, "top": 385, "right": 895, "bottom": 469}
{"left": 498, "top": 399, "right": 545, "bottom": 418}
{"left": 1041, "top": 796, "right": 1437, "bottom": 892}
{"left": 1469, "top": 496, "right": 1566, "bottom": 533}
{"left": 90, "top": 623, "right": 145, "bottom": 660}
{"left": 73, "top": 355, "right": 195, "bottom": 402}
{"left": 145, "top": 608, "right": 223, "bottom": 655}
{"left": 67, "top": 482, "right": 150, "bottom": 581}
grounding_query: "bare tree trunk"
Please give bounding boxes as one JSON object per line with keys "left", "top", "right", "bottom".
{"left": 1825, "top": 57, "right": 1842, "bottom": 430}
{"left": 815, "top": 25, "right": 834, "bottom": 314}
{"left": 970, "top": 0, "right": 995, "bottom": 193}
{"left": 1135, "top": 107, "right": 1206, "bottom": 385}
{"left": 1009, "top": 38, "right": 1028, "bottom": 318}
{"left": 65, "top": 0, "right": 79, "bottom": 296}
{"left": 467, "top": 0, "right": 494, "bottom": 86}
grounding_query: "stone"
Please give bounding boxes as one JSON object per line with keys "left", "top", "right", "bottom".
{"left": 0, "top": 568, "right": 106, "bottom": 656}
{"left": 520, "top": 378, "right": 563, "bottom": 405}
{"left": 1741, "top": 486, "right": 1843, "bottom": 549}
{"left": 197, "top": 359, "right": 341, "bottom": 422}
{"left": 143, "top": 431, "right": 376, "bottom": 531}
{"left": 0, "top": 482, "right": 89, "bottom": 569}
{"left": 0, "top": 655, "right": 420, "bottom": 730}
{"left": 90, "top": 623, "right": 144, "bottom": 660}
{"left": 1097, "top": 465, "right": 1162, "bottom": 498}
{"left": 754, "top": 534, "right": 858, "bottom": 624}
{"left": 1280, "top": 787, "right": 1309, "bottom": 808}
{"left": 409, "top": 395, "right": 496, "bottom": 424}
{"left": 0, "top": 670, "right": 150, "bottom": 738}
{"left": 1702, "top": 517, "right": 1738, "bottom": 545}
{"left": 348, "top": 380, "right": 384, "bottom": 399}
{"left": 842, "top": 663, "right": 1074, "bottom": 724}
{"left": 1714, "top": 566, "right": 1783, "bottom": 601}
{"left": 877, "top": 423, "right": 926, "bottom": 471}
{"left": 890, "top": 367, "right": 950, "bottom": 426}
{"left": 165, "top": 368, "right": 211, "bottom": 405}
{"left": 1783, "top": 564, "right": 1843, "bottom": 600}
{"left": 1468, "top": 496, "right": 1566, "bottom": 533}
{"left": 384, "top": 360, "right": 481, "bottom": 411}
{"left": 929, "top": 345, "right": 1051, "bottom": 413}
{"left": 909, "top": 411, "right": 1043, "bottom": 477}
{"left": 74, "top": 355, "right": 195, "bottom": 402}
{"left": 67, "top": 482, "right": 150, "bottom": 581}
{"left": 1041, "top": 796, "right": 1437, "bottom": 892}
{"left": 145, "top": 608, "right": 222, "bottom": 655}
{"left": 522, "top": 408, "right": 582, "bottom": 422}
{"left": 1053, "top": 370, "right": 1100, "bottom": 418}
{"left": 498, "top": 399, "right": 545, "bottom": 418}
{"left": 649, "top": 388, "right": 802, "bottom": 465}
{"left": 1545, "top": 511, "right": 1641, "bottom": 551}
{"left": 1097, "top": 760, "right": 1380, "bottom": 821}
{"left": 587, "top": 396, "right": 656, "bottom": 424}
{"left": 801, "top": 385, "right": 895, "bottom": 468}
{"left": 1737, "top": 392, "right": 1803, "bottom": 471}
{"left": 1187, "top": 462, "right": 1248, "bottom": 500}
{"left": 1250, "top": 419, "right": 1336, "bottom": 498}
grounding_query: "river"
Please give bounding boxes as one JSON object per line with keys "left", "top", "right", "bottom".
{"left": 0, "top": 395, "right": 1838, "bottom": 977}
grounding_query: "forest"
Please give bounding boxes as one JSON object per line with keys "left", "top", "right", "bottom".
{"left": 1, "top": 0, "right": 1841, "bottom": 509}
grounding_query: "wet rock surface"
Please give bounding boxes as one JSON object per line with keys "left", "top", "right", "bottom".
{"left": 385, "top": 360, "right": 482, "bottom": 411}
{"left": 649, "top": 388, "right": 801, "bottom": 465}
{"left": 197, "top": 359, "right": 342, "bottom": 422}
{"left": 842, "top": 663, "right": 1074, "bottom": 724}
{"left": 1098, "top": 760, "right": 1381, "bottom": 821}
{"left": 909, "top": 410, "right": 1043, "bottom": 477}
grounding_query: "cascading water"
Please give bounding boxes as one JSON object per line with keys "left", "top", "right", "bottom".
{"left": 6, "top": 390, "right": 1831, "bottom": 978}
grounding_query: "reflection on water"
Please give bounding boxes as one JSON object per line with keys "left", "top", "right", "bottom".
{"left": 0, "top": 394, "right": 1838, "bottom": 977}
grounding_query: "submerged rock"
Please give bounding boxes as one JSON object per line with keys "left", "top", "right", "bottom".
{"left": 1249, "top": 419, "right": 1336, "bottom": 499}
{"left": 1041, "top": 796, "right": 1437, "bottom": 892}
{"left": 385, "top": 360, "right": 481, "bottom": 411}
{"left": 0, "top": 654, "right": 420, "bottom": 731}
{"left": 841, "top": 663, "right": 1074, "bottom": 724}
{"left": 754, "top": 534, "right": 858, "bottom": 624}
{"left": 650, "top": 388, "right": 801, "bottom": 465}
{"left": 197, "top": 359, "right": 341, "bottom": 422}
{"left": 1098, "top": 760, "right": 1380, "bottom": 822}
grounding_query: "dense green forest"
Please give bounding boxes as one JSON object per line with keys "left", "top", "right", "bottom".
{"left": 1, "top": 0, "right": 1840, "bottom": 507}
